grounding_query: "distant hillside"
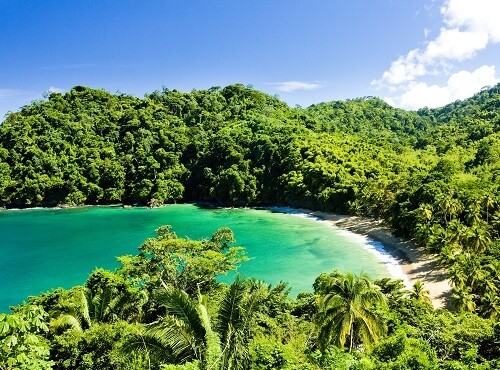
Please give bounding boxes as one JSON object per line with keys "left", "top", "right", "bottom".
{"left": 306, "top": 97, "right": 431, "bottom": 145}
{"left": 419, "top": 84, "right": 500, "bottom": 127}
{"left": 0, "top": 83, "right": 498, "bottom": 208}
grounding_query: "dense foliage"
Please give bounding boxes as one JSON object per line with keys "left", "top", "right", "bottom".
{"left": 1, "top": 227, "right": 499, "bottom": 369}
{"left": 1, "top": 83, "right": 499, "bottom": 367}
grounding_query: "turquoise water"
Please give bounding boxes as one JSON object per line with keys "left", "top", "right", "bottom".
{"left": 0, "top": 204, "right": 389, "bottom": 311}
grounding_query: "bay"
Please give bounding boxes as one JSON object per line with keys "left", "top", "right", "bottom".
{"left": 0, "top": 204, "right": 390, "bottom": 311}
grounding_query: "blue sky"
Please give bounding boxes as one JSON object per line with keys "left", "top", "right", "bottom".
{"left": 1, "top": 0, "right": 499, "bottom": 119}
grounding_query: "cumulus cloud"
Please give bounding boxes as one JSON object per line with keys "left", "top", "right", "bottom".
{"left": 374, "top": 0, "right": 500, "bottom": 108}
{"left": 374, "top": 0, "right": 500, "bottom": 88}
{"left": 394, "top": 65, "right": 499, "bottom": 109}
{"left": 423, "top": 27, "right": 488, "bottom": 62}
{"left": 443, "top": 0, "right": 500, "bottom": 42}
{"left": 382, "top": 97, "right": 396, "bottom": 107}
{"left": 378, "top": 49, "right": 427, "bottom": 87}
{"left": 267, "top": 81, "right": 323, "bottom": 93}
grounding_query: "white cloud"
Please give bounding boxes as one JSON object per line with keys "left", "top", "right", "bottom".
{"left": 48, "top": 86, "right": 64, "bottom": 94}
{"left": 377, "top": 49, "right": 426, "bottom": 87}
{"left": 267, "top": 81, "right": 323, "bottom": 93}
{"left": 423, "top": 27, "right": 488, "bottom": 62}
{"left": 443, "top": 0, "right": 500, "bottom": 42}
{"left": 399, "top": 83, "right": 451, "bottom": 109}
{"left": 374, "top": 0, "right": 500, "bottom": 109}
{"left": 382, "top": 97, "right": 396, "bottom": 107}
{"left": 374, "top": 0, "right": 500, "bottom": 89}
{"left": 398, "top": 65, "right": 499, "bottom": 109}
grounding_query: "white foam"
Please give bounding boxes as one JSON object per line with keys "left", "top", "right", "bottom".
{"left": 265, "top": 207, "right": 412, "bottom": 289}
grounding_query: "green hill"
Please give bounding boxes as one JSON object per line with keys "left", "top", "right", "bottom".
{"left": 1, "top": 84, "right": 499, "bottom": 369}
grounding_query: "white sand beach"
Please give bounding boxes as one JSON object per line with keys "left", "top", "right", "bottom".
{"left": 310, "top": 211, "right": 452, "bottom": 309}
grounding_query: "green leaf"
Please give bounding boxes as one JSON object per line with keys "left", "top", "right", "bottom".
{"left": 5, "top": 334, "right": 18, "bottom": 347}
{"left": 0, "top": 321, "right": 10, "bottom": 334}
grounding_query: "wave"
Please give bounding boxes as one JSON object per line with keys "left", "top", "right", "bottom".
{"left": 265, "top": 206, "right": 412, "bottom": 288}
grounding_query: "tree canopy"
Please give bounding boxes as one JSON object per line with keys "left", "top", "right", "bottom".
{"left": 1, "top": 83, "right": 500, "bottom": 368}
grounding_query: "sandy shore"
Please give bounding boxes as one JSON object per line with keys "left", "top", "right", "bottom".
{"left": 309, "top": 211, "right": 452, "bottom": 309}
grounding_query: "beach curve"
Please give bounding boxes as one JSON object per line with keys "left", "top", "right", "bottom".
{"left": 268, "top": 207, "right": 452, "bottom": 309}
{"left": 311, "top": 211, "right": 453, "bottom": 309}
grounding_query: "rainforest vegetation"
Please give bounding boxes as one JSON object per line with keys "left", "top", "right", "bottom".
{"left": 0, "top": 84, "right": 499, "bottom": 368}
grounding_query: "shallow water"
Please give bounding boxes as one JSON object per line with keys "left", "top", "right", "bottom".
{"left": 0, "top": 204, "right": 393, "bottom": 310}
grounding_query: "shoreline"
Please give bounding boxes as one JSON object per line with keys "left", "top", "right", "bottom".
{"left": 309, "top": 211, "right": 452, "bottom": 309}
{"left": 2, "top": 202, "right": 453, "bottom": 308}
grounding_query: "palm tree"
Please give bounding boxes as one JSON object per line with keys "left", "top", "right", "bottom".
{"left": 483, "top": 194, "right": 495, "bottom": 223}
{"left": 452, "top": 285, "right": 476, "bottom": 313}
{"left": 127, "top": 289, "right": 207, "bottom": 366}
{"left": 447, "top": 254, "right": 485, "bottom": 292}
{"left": 465, "top": 198, "right": 483, "bottom": 226}
{"left": 445, "top": 219, "right": 467, "bottom": 246}
{"left": 48, "top": 288, "right": 89, "bottom": 333}
{"left": 415, "top": 203, "right": 433, "bottom": 224}
{"left": 447, "top": 262, "right": 467, "bottom": 288}
{"left": 126, "top": 278, "right": 257, "bottom": 369}
{"left": 374, "top": 277, "right": 407, "bottom": 306}
{"left": 466, "top": 225, "right": 491, "bottom": 253}
{"left": 425, "top": 224, "right": 447, "bottom": 253}
{"left": 491, "top": 211, "right": 500, "bottom": 236}
{"left": 124, "top": 288, "right": 215, "bottom": 367}
{"left": 415, "top": 222, "right": 433, "bottom": 246}
{"left": 438, "top": 243, "right": 462, "bottom": 267}
{"left": 480, "top": 291, "right": 500, "bottom": 320}
{"left": 314, "top": 271, "right": 387, "bottom": 352}
{"left": 436, "top": 193, "right": 463, "bottom": 223}
{"left": 49, "top": 284, "right": 148, "bottom": 334}
{"left": 216, "top": 278, "right": 251, "bottom": 370}
{"left": 409, "top": 281, "right": 431, "bottom": 304}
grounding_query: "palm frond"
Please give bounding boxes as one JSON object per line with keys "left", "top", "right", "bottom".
{"left": 217, "top": 277, "right": 246, "bottom": 344}
{"left": 79, "top": 288, "right": 92, "bottom": 329}
{"left": 270, "top": 281, "right": 291, "bottom": 296}
{"left": 217, "top": 277, "right": 251, "bottom": 370}
{"left": 159, "top": 288, "right": 206, "bottom": 343}
{"left": 50, "top": 314, "right": 83, "bottom": 333}
{"left": 148, "top": 317, "right": 201, "bottom": 363}
{"left": 314, "top": 271, "right": 387, "bottom": 352}
{"left": 197, "top": 295, "right": 222, "bottom": 369}
{"left": 123, "top": 329, "right": 177, "bottom": 365}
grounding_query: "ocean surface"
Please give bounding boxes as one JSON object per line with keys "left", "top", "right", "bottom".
{"left": 0, "top": 204, "right": 395, "bottom": 311}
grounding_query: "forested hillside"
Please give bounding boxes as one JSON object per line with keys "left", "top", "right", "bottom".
{"left": 0, "top": 84, "right": 499, "bottom": 369}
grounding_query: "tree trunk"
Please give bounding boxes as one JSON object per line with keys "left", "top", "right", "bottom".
{"left": 349, "top": 319, "right": 354, "bottom": 353}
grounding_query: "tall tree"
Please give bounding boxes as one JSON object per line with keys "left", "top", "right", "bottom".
{"left": 466, "top": 225, "right": 492, "bottom": 254}
{"left": 314, "top": 271, "right": 387, "bottom": 352}
{"left": 409, "top": 280, "right": 431, "bottom": 304}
